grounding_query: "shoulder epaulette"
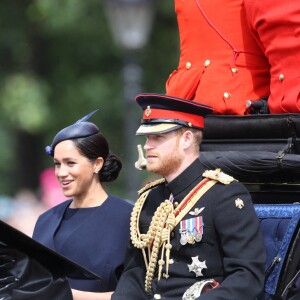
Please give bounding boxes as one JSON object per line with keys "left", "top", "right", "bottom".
{"left": 138, "top": 178, "right": 166, "bottom": 195}
{"left": 202, "top": 168, "right": 236, "bottom": 184}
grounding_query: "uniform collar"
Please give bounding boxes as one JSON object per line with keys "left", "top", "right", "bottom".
{"left": 166, "top": 158, "right": 206, "bottom": 199}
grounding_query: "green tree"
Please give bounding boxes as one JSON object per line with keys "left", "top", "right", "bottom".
{"left": 0, "top": 0, "right": 178, "bottom": 199}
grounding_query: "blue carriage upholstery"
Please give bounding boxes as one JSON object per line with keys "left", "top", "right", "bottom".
{"left": 254, "top": 204, "right": 300, "bottom": 300}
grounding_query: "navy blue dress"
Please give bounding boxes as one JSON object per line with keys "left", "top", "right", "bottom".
{"left": 33, "top": 195, "right": 132, "bottom": 292}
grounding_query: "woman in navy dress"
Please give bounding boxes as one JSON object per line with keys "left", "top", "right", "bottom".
{"left": 33, "top": 110, "right": 133, "bottom": 300}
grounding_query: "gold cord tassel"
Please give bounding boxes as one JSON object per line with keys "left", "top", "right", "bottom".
{"left": 130, "top": 177, "right": 217, "bottom": 295}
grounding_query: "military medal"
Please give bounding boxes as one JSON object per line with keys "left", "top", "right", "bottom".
{"left": 194, "top": 216, "right": 203, "bottom": 242}
{"left": 180, "top": 220, "right": 188, "bottom": 245}
{"left": 181, "top": 217, "right": 204, "bottom": 244}
{"left": 187, "top": 233, "right": 195, "bottom": 244}
{"left": 180, "top": 232, "right": 188, "bottom": 245}
{"left": 195, "top": 232, "right": 202, "bottom": 242}
{"left": 187, "top": 218, "right": 196, "bottom": 244}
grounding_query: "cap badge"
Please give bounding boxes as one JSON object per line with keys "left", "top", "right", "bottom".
{"left": 145, "top": 106, "right": 152, "bottom": 118}
{"left": 235, "top": 198, "right": 244, "bottom": 209}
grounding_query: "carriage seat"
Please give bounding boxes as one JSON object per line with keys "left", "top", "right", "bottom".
{"left": 254, "top": 204, "right": 300, "bottom": 300}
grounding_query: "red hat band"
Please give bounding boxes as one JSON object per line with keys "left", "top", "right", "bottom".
{"left": 143, "top": 107, "right": 205, "bottom": 128}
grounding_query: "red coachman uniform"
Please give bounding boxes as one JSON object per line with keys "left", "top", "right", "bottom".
{"left": 166, "top": 0, "right": 270, "bottom": 115}
{"left": 244, "top": 0, "right": 300, "bottom": 113}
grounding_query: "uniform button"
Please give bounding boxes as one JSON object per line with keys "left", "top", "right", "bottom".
{"left": 186, "top": 62, "right": 192, "bottom": 69}
{"left": 174, "top": 202, "right": 179, "bottom": 208}
{"left": 223, "top": 92, "right": 231, "bottom": 99}
{"left": 279, "top": 74, "right": 284, "bottom": 81}
{"left": 171, "top": 231, "right": 175, "bottom": 238}
{"left": 154, "top": 294, "right": 161, "bottom": 299}
{"left": 204, "top": 59, "right": 211, "bottom": 67}
{"left": 231, "top": 67, "right": 238, "bottom": 73}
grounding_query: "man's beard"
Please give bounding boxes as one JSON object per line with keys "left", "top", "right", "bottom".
{"left": 147, "top": 147, "right": 184, "bottom": 177}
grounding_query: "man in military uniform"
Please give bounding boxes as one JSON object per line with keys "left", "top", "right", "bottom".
{"left": 112, "top": 93, "right": 266, "bottom": 300}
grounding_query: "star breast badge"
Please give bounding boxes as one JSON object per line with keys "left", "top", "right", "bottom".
{"left": 188, "top": 256, "right": 207, "bottom": 277}
{"left": 235, "top": 198, "right": 244, "bottom": 209}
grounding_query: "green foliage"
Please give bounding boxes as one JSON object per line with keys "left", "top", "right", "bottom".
{"left": 0, "top": 73, "right": 50, "bottom": 134}
{"left": 0, "top": 125, "right": 15, "bottom": 193}
{"left": 0, "top": 0, "right": 179, "bottom": 197}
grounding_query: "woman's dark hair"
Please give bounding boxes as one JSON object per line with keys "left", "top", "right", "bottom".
{"left": 72, "top": 133, "right": 122, "bottom": 182}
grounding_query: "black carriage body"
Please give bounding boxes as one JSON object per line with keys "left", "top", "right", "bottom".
{"left": 201, "top": 114, "right": 300, "bottom": 300}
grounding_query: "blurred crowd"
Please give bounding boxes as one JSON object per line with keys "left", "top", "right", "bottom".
{"left": 0, "top": 167, "right": 66, "bottom": 237}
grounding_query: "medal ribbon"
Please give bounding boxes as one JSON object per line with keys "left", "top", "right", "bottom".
{"left": 169, "top": 193, "right": 174, "bottom": 204}
{"left": 195, "top": 216, "right": 203, "bottom": 234}
{"left": 180, "top": 219, "right": 187, "bottom": 233}
{"left": 188, "top": 218, "right": 194, "bottom": 235}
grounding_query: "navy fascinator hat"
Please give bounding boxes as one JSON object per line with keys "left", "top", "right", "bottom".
{"left": 45, "top": 109, "right": 100, "bottom": 156}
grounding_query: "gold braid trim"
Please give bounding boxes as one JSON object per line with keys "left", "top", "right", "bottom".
{"left": 202, "top": 168, "right": 236, "bottom": 184}
{"left": 130, "top": 191, "right": 175, "bottom": 293}
{"left": 130, "top": 177, "right": 217, "bottom": 294}
{"left": 138, "top": 178, "right": 166, "bottom": 196}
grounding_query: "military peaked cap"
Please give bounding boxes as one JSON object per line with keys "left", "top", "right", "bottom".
{"left": 135, "top": 93, "right": 213, "bottom": 135}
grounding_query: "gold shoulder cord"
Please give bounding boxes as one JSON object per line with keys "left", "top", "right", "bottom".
{"left": 137, "top": 178, "right": 166, "bottom": 196}
{"left": 130, "top": 176, "right": 218, "bottom": 294}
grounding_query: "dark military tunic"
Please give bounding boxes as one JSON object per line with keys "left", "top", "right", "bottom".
{"left": 112, "top": 159, "right": 266, "bottom": 299}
